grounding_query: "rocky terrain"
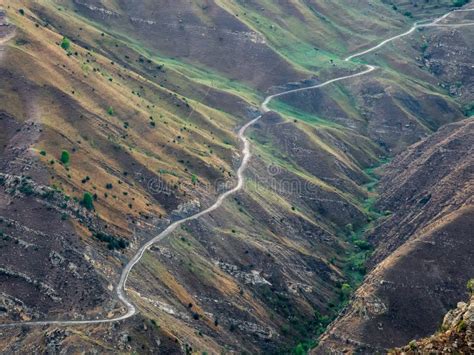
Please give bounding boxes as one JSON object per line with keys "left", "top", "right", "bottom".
{"left": 391, "top": 291, "right": 474, "bottom": 354}
{"left": 0, "top": 0, "right": 473, "bottom": 353}
{"left": 316, "top": 117, "right": 474, "bottom": 352}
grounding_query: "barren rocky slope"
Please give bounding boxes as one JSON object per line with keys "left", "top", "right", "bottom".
{"left": 316, "top": 118, "right": 474, "bottom": 352}
{"left": 391, "top": 292, "right": 474, "bottom": 354}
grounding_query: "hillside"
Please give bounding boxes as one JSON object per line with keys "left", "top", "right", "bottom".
{"left": 316, "top": 118, "right": 474, "bottom": 352}
{"left": 0, "top": 0, "right": 473, "bottom": 353}
{"left": 390, "top": 291, "right": 474, "bottom": 354}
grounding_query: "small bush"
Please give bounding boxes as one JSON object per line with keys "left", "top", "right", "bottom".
{"left": 463, "top": 103, "right": 474, "bottom": 117}
{"left": 353, "top": 239, "right": 371, "bottom": 250}
{"left": 457, "top": 319, "right": 467, "bottom": 331}
{"left": 294, "top": 344, "right": 306, "bottom": 355}
{"left": 15, "top": 38, "right": 29, "bottom": 46}
{"left": 453, "top": 0, "right": 469, "bottom": 7}
{"left": 340, "top": 283, "right": 353, "bottom": 301}
{"left": 60, "top": 37, "right": 71, "bottom": 51}
{"left": 19, "top": 181, "right": 34, "bottom": 196}
{"left": 107, "top": 106, "right": 114, "bottom": 116}
{"left": 60, "top": 150, "right": 70, "bottom": 165}
{"left": 19, "top": 9, "right": 25, "bottom": 15}
{"left": 467, "top": 279, "right": 474, "bottom": 294}
{"left": 82, "top": 192, "right": 94, "bottom": 210}
{"left": 94, "top": 231, "right": 129, "bottom": 250}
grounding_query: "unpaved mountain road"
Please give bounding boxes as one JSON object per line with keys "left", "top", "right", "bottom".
{"left": 0, "top": 7, "right": 473, "bottom": 328}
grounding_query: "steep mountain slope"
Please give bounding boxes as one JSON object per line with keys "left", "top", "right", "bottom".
{"left": 390, "top": 292, "right": 474, "bottom": 354}
{"left": 316, "top": 118, "right": 474, "bottom": 352}
{"left": 0, "top": 0, "right": 473, "bottom": 353}
{"left": 385, "top": 0, "right": 463, "bottom": 18}
{"left": 64, "top": 0, "right": 408, "bottom": 89}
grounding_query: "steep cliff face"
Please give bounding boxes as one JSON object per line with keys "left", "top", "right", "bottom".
{"left": 390, "top": 293, "right": 474, "bottom": 354}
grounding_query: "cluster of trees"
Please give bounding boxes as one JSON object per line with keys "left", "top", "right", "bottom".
{"left": 94, "top": 231, "right": 129, "bottom": 250}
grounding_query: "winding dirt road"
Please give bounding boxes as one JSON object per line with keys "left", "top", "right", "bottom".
{"left": 1, "top": 7, "right": 473, "bottom": 328}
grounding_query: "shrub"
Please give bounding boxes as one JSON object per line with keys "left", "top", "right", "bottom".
{"left": 467, "top": 279, "right": 474, "bottom": 294}
{"left": 15, "top": 39, "right": 29, "bottom": 46}
{"left": 340, "top": 283, "right": 353, "bottom": 300}
{"left": 453, "top": 0, "right": 469, "bottom": 7}
{"left": 40, "top": 150, "right": 46, "bottom": 156}
{"left": 19, "top": 181, "right": 34, "bottom": 196}
{"left": 463, "top": 103, "right": 474, "bottom": 117}
{"left": 457, "top": 319, "right": 467, "bottom": 331}
{"left": 94, "top": 231, "right": 129, "bottom": 250}
{"left": 105, "top": 183, "right": 113, "bottom": 190}
{"left": 354, "top": 239, "right": 371, "bottom": 250}
{"left": 19, "top": 9, "right": 25, "bottom": 15}
{"left": 294, "top": 344, "right": 306, "bottom": 355}
{"left": 107, "top": 106, "right": 114, "bottom": 115}
{"left": 82, "top": 192, "right": 94, "bottom": 210}
{"left": 60, "top": 150, "right": 70, "bottom": 165}
{"left": 60, "top": 37, "right": 71, "bottom": 51}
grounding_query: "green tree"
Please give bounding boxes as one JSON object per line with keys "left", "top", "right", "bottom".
{"left": 340, "top": 283, "right": 353, "bottom": 301}
{"left": 60, "top": 37, "right": 71, "bottom": 51}
{"left": 60, "top": 150, "right": 70, "bottom": 165}
{"left": 453, "top": 0, "right": 469, "bottom": 8}
{"left": 82, "top": 192, "right": 94, "bottom": 210}
{"left": 294, "top": 343, "right": 306, "bottom": 355}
